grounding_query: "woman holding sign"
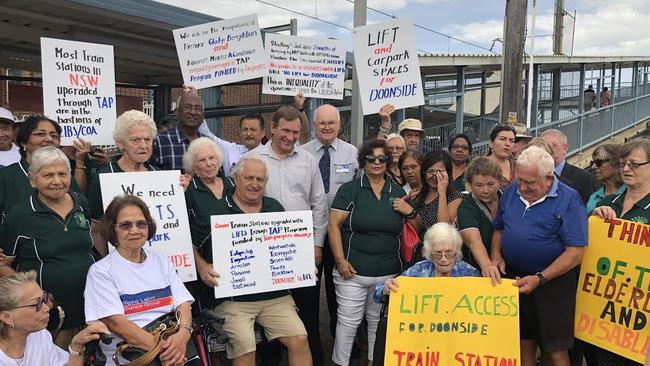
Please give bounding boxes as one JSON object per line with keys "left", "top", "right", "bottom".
{"left": 84, "top": 195, "right": 194, "bottom": 366}
{"left": 0, "top": 147, "right": 94, "bottom": 348}
{"left": 87, "top": 110, "right": 158, "bottom": 255}
{"left": 328, "top": 139, "right": 411, "bottom": 366}
{"left": 591, "top": 139, "right": 650, "bottom": 366}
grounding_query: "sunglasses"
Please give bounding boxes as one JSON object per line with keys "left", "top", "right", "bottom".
{"left": 115, "top": 220, "right": 149, "bottom": 231}
{"left": 590, "top": 159, "right": 609, "bottom": 168}
{"left": 365, "top": 155, "right": 388, "bottom": 164}
{"left": 11, "top": 292, "right": 51, "bottom": 312}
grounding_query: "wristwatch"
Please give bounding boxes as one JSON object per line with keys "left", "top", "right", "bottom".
{"left": 535, "top": 272, "right": 546, "bottom": 286}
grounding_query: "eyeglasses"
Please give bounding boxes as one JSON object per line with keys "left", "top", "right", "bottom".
{"left": 115, "top": 220, "right": 149, "bottom": 231}
{"left": 425, "top": 169, "right": 446, "bottom": 176}
{"left": 10, "top": 292, "right": 51, "bottom": 312}
{"left": 31, "top": 131, "right": 60, "bottom": 140}
{"left": 365, "top": 155, "right": 388, "bottom": 164}
{"left": 450, "top": 145, "right": 470, "bottom": 151}
{"left": 316, "top": 120, "right": 338, "bottom": 127}
{"left": 401, "top": 164, "right": 420, "bottom": 172}
{"left": 432, "top": 250, "right": 456, "bottom": 260}
{"left": 618, "top": 160, "right": 649, "bottom": 170}
{"left": 590, "top": 159, "right": 609, "bottom": 168}
{"left": 387, "top": 146, "right": 404, "bottom": 151}
{"left": 180, "top": 104, "right": 203, "bottom": 113}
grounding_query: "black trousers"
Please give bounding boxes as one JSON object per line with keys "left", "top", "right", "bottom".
{"left": 323, "top": 237, "right": 338, "bottom": 338}
{"left": 292, "top": 282, "right": 324, "bottom": 366}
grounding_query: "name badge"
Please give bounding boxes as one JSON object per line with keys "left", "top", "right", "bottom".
{"left": 335, "top": 164, "right": 350, "bottom": 173}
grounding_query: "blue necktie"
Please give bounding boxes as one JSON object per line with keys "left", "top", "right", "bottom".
{"left": 319, "top": 145, "right": 331, "bottom": 193}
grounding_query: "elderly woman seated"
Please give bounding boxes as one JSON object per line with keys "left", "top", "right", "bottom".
{"left": 0, "top": 271, "right": 108, "bottom": 365}
{"left": 374, "top": 222, "right": 480, "bottom": 302}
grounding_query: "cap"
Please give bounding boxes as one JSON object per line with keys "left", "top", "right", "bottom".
{"left": 512, "top": 123, "right": 532, "bottom": 140}
{"left": 0, "top": 107, "right": 15, "bottom": 124}
{"left": 398, "top": 118, "right": 424, "bottom": 134}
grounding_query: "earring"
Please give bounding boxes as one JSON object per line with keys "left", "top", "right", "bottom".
{"left": 9, "top": 323, "right": 14, "bottom": 329}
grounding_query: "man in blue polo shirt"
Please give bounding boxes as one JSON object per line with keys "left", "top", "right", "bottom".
{"left": 491, "top": 146, "right": 588, "bottom": 366}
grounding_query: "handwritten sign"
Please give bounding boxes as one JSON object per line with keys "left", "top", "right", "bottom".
{"left": 575, "top": 217, "right": 650, "bottom": 363}
{"left": 41, "top": 38, "right": 116, "bottom": 145}
{"left": 351, "top": 18, "right": 424, "bottom": 115}
{"left": 172, "top": 14, "right": 267, "bottom": 89}
{"left": 99, "top": 171, "right": 197, "bottom": 282}
{"left": 385, "top": 277, "right": 520, "bottom": 366}
{"left": 210, "top": 211, "right": 315, "bottom": 298}
{"left": 262, "top": 33, "right": 346, "bottom": 99}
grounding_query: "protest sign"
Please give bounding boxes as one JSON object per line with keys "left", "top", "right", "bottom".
{"left": 210, "top": 211, "right": 315, "bottom": 298}
{"left": 384, "top": 277, "right": 520, "bottom": 366}
{"left": 263, "top": 33, "right": 346, "bottom": 99}
{"left": 173, "top": 14, "right": 267, "bottom": 89}
{"left": 41, "top": 38, "right": 116, "bottom": 145}
{"left": 351, "top": 18, "right": 424, "bottom": 115}
{"left": 575, "top": 216, "right": 650, "bottom": 363}
{"left": 99, "top": 171, "right": 197, "bottom": 282}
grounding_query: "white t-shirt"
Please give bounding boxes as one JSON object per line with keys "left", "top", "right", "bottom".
{"left": 0, "top": 144, "right": 20, "bottom": 168}
{"left": 0, "top": 329, "right": 68, "bottom": 366}
{"left": 84, "top": 249, "right": 194, "bottom": 365}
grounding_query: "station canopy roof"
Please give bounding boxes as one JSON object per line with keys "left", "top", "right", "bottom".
{"left": 0, "top": 0, "right": 222, "bottom": 85}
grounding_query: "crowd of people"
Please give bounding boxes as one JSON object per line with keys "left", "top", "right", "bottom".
{"left": 0, "top": 85, "right": 648, "bottom": 366}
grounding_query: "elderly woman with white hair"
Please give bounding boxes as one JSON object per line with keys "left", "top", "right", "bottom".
{"left": 385, "top": 133, "right": 406, "bottom": 186}
{"left": 0, "top": 146, "right": 95, "bottom": 348}
{"left": 183, "top": 137, "right": 234, "bottom": 309}
{"left": 0, "top": 271, "right": 109, "bottom": 365}
{"left": 374, "top": 222, "right": 480, "bottom": 301}
{"left": 87, "top": 110, "right": 159, "bottom": 255}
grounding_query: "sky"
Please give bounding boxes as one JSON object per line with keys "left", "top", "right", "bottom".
{"left": 157, "top": 0, "right": 650, "bottom": 56}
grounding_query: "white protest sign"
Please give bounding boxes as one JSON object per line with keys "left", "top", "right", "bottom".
{"left": 173, "top": 14, "right": 267, "bottom": 89}
{"left": 351, "top": 18, "right": 424, "bottom": 115}
{"left": 41, "top": 38, "right": 116, "bottom": 145}
{"left": 211, "top": 211, "right": 316, "bottom": 298}
{"left": 263, "top": 33, "right": 346, "bottom": 99}
{"left": 99, "top": 171, "right": 197, "bottom": 282}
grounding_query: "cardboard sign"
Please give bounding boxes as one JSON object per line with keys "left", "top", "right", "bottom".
{"left": 385, "top": 277, "right": 520, "bottom": 366}
{"left": 210, "top": 211, "right": 316, "bottom": 298}
{"left": 99, "top": 171, "right": 197, "bottom": 282}
{"left": 41, "top": 38, "right": 116, "bottom": 145}
{"left": 351, "top": 18, "right": 424, "bottom": 115}
{"left": 263, "top": 33, "right": 346, "bottom": 99}
{"left": 173, "top": 14, "right": 267, "bottom": 89}
{"left": 575, "top": 216, "right": 650, "bottom": 363}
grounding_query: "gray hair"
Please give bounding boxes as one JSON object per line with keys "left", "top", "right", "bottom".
{"left": 422, "top": 222, "right": 463, "bottom": 262}
{"left": 0, "top": 271, "right": 37, "bottom": 338}
{"left": 234, "top": 155, "right": 268, "bottom": 179}
{"left": 183, "top": 137, "right": 224, "bottom": 176}
{"left": 113, "top": 110, "right": 157, "bottom": 145}
{"left": 313, "top": 104, "right": 340, "bottom": 123}
{"left": 540, "top": 129, "right": 568, "bottom": 146}
{"left": 517, "top": 145, "right": 555, "bottom": 177}
{"left": 386, "top": 133, "right": 405, "bottom": 147}
{"left": 28, "top": 146, "right": 70, "bottom": 174}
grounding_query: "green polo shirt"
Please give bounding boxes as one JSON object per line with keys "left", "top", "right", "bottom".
{"left": 87, "top": 161, "right": 157, "bottom": 221}
{"left": 0, "top": 159, "right": 81, "bottom": 225}
{"left": 185, "top": 175, "right": 236, "bottom": 260}
{"left": 331, "top": 173, "right": 406, "bottom": 276}
{"left": 457, "top": 191, "right": 501, "bottom": 269}
{"left": 189, "top": 191, "right": 287, "bottom": 302}
{"left": 599, "top": 189, "right": 650, "bottom": 224}
{"left": 0, "top": 192, "right": 94, "bottom": 328}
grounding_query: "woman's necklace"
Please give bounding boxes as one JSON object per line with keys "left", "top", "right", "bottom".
{"left": 0, "top": 341, "right": 24, "bottom": 365}
{"left": 51, "top": 214, "right": 73, "bottom": 232}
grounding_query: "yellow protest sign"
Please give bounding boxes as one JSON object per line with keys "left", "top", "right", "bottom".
{"left": 575, "top": 216, "right": 650, "bottom": 363}
{"left": 384, "top": 276, "right": 520, "bottom": 366}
